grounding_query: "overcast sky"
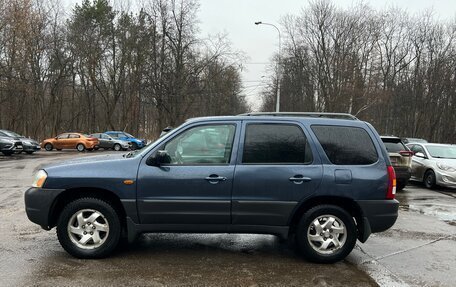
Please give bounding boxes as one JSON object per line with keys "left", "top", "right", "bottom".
{"left": 197, "top": 0, "right": 456, "bottom": 110}
{"left": 64, "top": 0, "right": 456, "bottom": 110}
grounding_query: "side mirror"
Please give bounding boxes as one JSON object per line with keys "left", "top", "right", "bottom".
{"left": 146, "top": 150, "right": 171, "bottom": 166}
{"left": 415, "top": 152, "right": 426, "bottom": 158}
{"left": 55, "top": 137, "right": 58, "bottom": 140}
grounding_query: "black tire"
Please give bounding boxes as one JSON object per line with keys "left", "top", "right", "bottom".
{"left": 94, "top": 146, "right": 99, "bottom": 151}
{"left": 76, "top": 143, "right": 85, "bottom": 152}
{"left": 45, "top": 143, "right": 53, "bottom": 151}
{"left": 131, "top": 142, "right": 138, "bottom": 150}
{"left": 296, "top": 205, "right": 357, "bottom": 264}
{"left": 424, "top": 170, "right": 436, "bottom": 189}
{"left": 26, "top": 151, "right": 34, "bottom": 155}
{"left": 56, "top": 198, "right": 121, "bottom": 259}
{"left": 396, "top": 180, "right": 408, "bottom": 191}
{"left": 2, "top": 151, "right": 13, "bottom": 156}
{"left": 113, "top": 143, "right": 121, "bottom": 151}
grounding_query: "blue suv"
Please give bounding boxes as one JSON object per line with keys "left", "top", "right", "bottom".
{"left": 104, "top": 131, "right": 146, "bottom": 150}
{"left": 25, "top": 113, "right": 398, "bottom": 263}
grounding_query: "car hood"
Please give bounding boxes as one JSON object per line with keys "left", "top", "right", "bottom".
{"left": 43, "top": 153, "right": 128, "bottom": 169}
{"left": 432, "top": 158, "right": 456, "bottom": 167}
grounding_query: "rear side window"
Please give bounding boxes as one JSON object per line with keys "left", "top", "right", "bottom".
{"left": 311, "top": 125, "right": 378, "bottom": 165}
{"left": 243, "top": 124, "right": 313, "bottom": 164}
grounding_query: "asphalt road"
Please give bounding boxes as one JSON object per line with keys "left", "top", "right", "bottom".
{"left": 0, "top": 151, "right": 455, "bottom": 286}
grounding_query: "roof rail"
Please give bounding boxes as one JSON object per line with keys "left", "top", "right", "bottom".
{"left": 238, "top": 112, "right": 358, "bottom": 120}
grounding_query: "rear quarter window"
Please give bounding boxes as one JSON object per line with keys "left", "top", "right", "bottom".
{"left": 311, "top": 125, "right": 378, "bottom": 165}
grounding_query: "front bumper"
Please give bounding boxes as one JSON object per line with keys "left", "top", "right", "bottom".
{"left": 435, "top": 170, "right": 456, "bottom": 189}
{"left": 23, "top": 144, "right": 41, "bottom": 152}
{"left": 356, "top": 199, "right": 399, "bottom": 241}
{"left": 1, "top": 141, "right": 23, "bottom": 153}
{"left": 24, "top": 187, "right": 65, "bottom": 229}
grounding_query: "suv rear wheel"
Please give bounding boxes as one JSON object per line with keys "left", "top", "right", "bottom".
{"left": 296, "top": 205, "right": 356, "bottom": 263}
{"left": 56, "top": 198, "right": 121, "bottom": 259}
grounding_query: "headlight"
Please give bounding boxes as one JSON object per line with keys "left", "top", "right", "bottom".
{"left": 436, "top": 162, "right": 456, "bottom": 172}
{"left": 32, "top": 170, "right": 48, "bottom": 188}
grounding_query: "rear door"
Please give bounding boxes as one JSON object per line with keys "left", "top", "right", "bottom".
{"left": 68, "top": 134, "right": 81, "bottom": 148}
{"left": 232, "top": 120, "right": 323, "bottom": 226}
{"left": 98, "top": 133, "right": 111, "bottom": 148}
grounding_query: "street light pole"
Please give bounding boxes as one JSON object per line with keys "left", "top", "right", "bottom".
{"left": 255, "top": 21, "right": 281, "bottom": 112}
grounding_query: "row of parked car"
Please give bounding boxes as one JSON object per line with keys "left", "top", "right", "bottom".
{"left": 0, "top": 129, "right": 146, "bottom": 155}
{"left": 381, "top": 136, "right": 456, "bottom": 190}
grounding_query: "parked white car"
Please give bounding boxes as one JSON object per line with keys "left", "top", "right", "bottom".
{"left": 406, "top": 143, "right": 456, "bottom": 189}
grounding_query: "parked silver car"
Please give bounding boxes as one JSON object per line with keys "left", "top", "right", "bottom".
{"left": 89, "top": 133, "right": 130, "bottom": 151}
{"left": 406, "top": 143, "right": 456, "bottom": 189}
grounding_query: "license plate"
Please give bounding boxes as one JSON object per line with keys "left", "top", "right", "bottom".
{"left": 16, "top": 145, "right": 23, "bottom": 149}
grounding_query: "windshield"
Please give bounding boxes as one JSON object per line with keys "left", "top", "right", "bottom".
{"left": 125, "top": 133, "right": 134, "bottom": 138}
{"left": 426, "top": 145, "right": 456, "bottom": 159}
{"left": 2, "top": 130, "right": 22, "bottom": 137}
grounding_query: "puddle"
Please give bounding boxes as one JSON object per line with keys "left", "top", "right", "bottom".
{"left": 407, "top": 203, "right": 456, "bottom": 222}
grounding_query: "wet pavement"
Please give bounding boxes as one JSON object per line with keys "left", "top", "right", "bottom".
{"left": 0, "top": 151, "right": 455, "bottom": 286}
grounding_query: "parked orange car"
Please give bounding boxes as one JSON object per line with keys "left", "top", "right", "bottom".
{"left": 41, "top": 133, "right": 99, "bottom": 152}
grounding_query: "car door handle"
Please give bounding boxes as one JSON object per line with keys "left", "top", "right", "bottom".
{"left": 205, "top": 175, "right": 227, "bottom": 184}
{"left": 289, "top": 175, "right": 312, "bottom": 184}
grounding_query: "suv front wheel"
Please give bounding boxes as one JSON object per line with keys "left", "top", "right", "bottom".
{"left": 56, "top": 198, "right": 121, "bottom": 259}
{"left": 296, "top": 205, "right": 357, "bottom": 263}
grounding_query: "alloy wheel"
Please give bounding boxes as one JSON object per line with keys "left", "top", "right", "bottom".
{"left": 67, "top": 209, "right": 110, "bottom": 250}
{"left": 307, "top": 214, "right": 347, "bottom": 255}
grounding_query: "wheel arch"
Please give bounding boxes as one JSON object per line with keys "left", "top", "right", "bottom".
{"left": 49, "top": 187, "right": 127, "bottom": 229}
{"left": 423, "top": 168, "right": 435, "bottom": 178}
{"left": 288, "top": 196, "right": 364, "bottom": 237}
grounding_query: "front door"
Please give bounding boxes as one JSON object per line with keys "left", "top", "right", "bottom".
{"left": 137, "top": 122, "right": 239, "bottom": 225}
{"left": 409, "top": 144, "right": 428, "bottom": 180}
{"left": 232, "top": 121, "right": 323, "bottom": 226}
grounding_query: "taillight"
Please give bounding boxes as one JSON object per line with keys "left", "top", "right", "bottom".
{"left": 386, "top": 165, "right": 396, "bottom": 199}
{"left": 399, "top": 150, "right": 414, "bottom": 157}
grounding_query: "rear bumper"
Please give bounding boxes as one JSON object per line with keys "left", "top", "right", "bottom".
{"left": 356, "top": 199, "right": 399, "bottom": 241}
{"left": 24, "top": 187, "right": 65, "bottom": 229}
{"left": 86, "top": 142, "right": 98, "bottom": 149}
{"left": 393, "top": 166, "right": 411, "bottom": 183}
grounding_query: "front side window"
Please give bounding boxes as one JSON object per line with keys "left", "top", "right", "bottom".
{"left": 57, "top": 134, "right": 69, "bottom": 139}
{"left": 411, "top": 145, "right": 425, "bottom": 155}
{"left": 163, "top": 124, "right": 236, "bottom": 165}
{"left": 311, "top": 125, "right": 378, "bottom": 165}
{"left": 242, "top": 124, "right": 313, "bottom": 164}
